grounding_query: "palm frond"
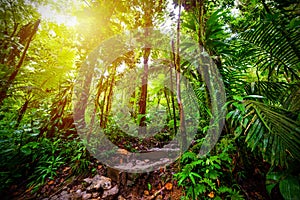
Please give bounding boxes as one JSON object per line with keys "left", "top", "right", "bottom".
{"left": 245, "top": 81, "right": 289, "bottom": 103}
{"left": 245, "top": 81, "right": 300, "bottom": 116}
{"left": 239, "top": 15, "right": 300, "bottom": 80}
{"left": 204, "top": 9, "right": 231, "bottom": 55}
{"left": 221, "top": 65, "right": 248, "bottom": 96}
{"left": 284, "top": 83, "right": 300, "bottom": 113}
{"left": 228, "top": 99, "right": 300, "bottom": 166}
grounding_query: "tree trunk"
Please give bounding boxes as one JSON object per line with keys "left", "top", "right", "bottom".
{"left": 138, "top": 46, "right": 150, "bottom": 135}
{"left": 15, "top": 98, "right": 30, "bottom": 129}
{"left": 174, "top": 1, "right": 187, "bottom": 150}
{"left": 163, "top": 88, "right": 171, "bottom": 122}
{"left": 0, "top": 19, "right": 40, "bottom": 106}
{"left": 104, "top": 67, "right": 116, "bottom": 126}
{"left": 169, "top": 64, "right": 177, "bottom": 133}
{"left": 100, "top": 81, "right": 108, "bottom": 128}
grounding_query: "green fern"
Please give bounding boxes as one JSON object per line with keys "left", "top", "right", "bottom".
{"left": 181, "top": 151, "right": 198, "bottom": 164}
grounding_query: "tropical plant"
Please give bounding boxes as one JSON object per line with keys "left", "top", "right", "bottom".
{"left": 239, "top": 15, "right": 300, "bottom": 81}
{"left": 174, "top": 136, "right": 244, "bottom": 200}
{"left": 266, "top": 163, "right": 300, "bottom": 200}
{"left": 227, "top": 96, "right": 300, "bottom": 167}
{"left": 224, "top": 6, "right": 300, "bottom": 198}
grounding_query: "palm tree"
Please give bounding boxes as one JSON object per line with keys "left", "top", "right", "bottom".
{"left": 226, "top": 13, "right": 300, "bottom": 167}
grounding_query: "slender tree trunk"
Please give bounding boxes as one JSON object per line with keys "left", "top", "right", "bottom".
{"left": 169, "top": 64, "right": 177, "bottom": 133}
{"left": 15, "top": 98, "right": 30, "bottom": 129}
{"left": 163, "top": 88, "right": 171, "bottom": 121}
{"left": 100, "top": 82, "right": 108, "bottom": 128}
{"left": 129, "top": 89, "right": 137, "bottom": 120}
{"left": 74, "top": 62, "right": 94, "bottom": 131}
{"left": 138, "top": 4, "right": 152, "bottom": 134}
{"left": 138, "top": 46, "right": 150, "bottom": 135}
{"left": 0, "top": 19, "right": 40, "bottom": 106}
{"left": 104, "top": 68, "right": 115, "bottom": 126}
{"left": 174, "top": 1, "right": 187, "bottom": 150}
{"left": 197, "top": 1, "right": 205, "bottom": 47}
{"left": 96, "top": 75, "right": 104, "bottom": 112}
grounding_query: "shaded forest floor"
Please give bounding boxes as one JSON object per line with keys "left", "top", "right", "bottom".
{"left": 2, "top": 156, "right": 276, "bottom": 200}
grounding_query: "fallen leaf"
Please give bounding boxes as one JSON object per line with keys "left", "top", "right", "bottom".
{"left": 144, "top": 190, "right": 150, "bottom": 196}
{"left": 208, "top": 191, "right": 215, "bottom": 198}
{"left": 165, "top": 182, "right": 173, "bottom": 190}
{"left": 63, "top": 166, "right": 71, "bottom": 172}
{"left": 48, "top": 180, "right": 55, "bottom": 185}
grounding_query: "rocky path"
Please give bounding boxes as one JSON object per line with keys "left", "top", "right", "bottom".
{"left": 5, "top": 142, "right": 184, "bottom": 200}
{"left": 38, "top": 166, "right": 183, "bottom": 200}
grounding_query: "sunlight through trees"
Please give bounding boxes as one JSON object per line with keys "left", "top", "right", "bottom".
{"left": 0, "top": 0, "right": 299, "bottom": 199}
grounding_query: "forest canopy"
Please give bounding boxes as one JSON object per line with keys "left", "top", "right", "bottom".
{"left": 0, "top": 0, "right": 299, "bottom": 199}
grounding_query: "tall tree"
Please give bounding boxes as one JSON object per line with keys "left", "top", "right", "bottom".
{"left": 138, "top": 2, "right": 153, "bottom": 135}
{"left": 173, "top": 0, "right": 188, "bottom": 149}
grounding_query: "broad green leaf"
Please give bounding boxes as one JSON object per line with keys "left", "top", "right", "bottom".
{"left": 279, "top": 176, "right": 300, "bottom": 200}
{"left": 20, "top": 146, "right": 32, "bottom": 155}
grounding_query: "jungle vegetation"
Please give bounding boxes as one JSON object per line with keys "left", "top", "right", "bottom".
{"left": 0, "top": 0, "right": 299, "bottom": 199}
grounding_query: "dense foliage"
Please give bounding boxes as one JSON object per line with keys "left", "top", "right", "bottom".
{"left": 0, "top": 0, "right": 299, "bottom": 199}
